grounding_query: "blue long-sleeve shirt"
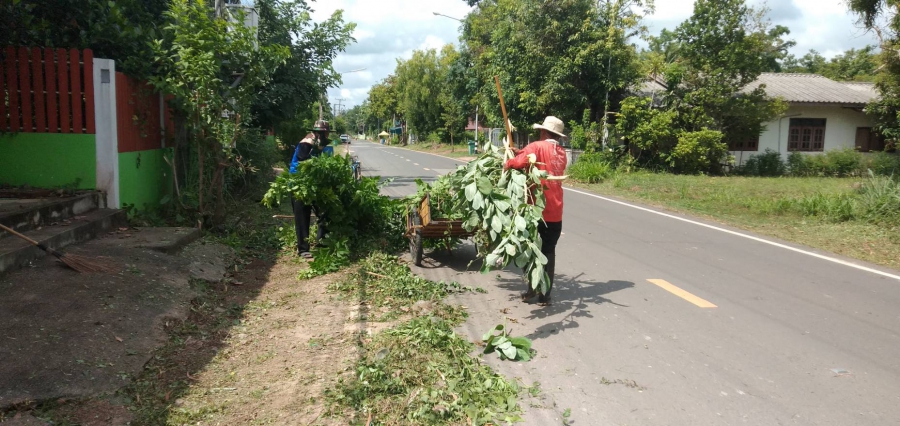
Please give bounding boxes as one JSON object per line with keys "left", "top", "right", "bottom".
{"left": 289, "top": 134, "right": 329, "bottom": 173}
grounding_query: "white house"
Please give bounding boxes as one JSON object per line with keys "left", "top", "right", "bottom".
{"left": 732, "top": 73, "right": 883, "bottom": 165}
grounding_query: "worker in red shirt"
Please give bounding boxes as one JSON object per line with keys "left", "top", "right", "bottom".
{"left": 505, "top": 116, "right": 568, "bottom": 305}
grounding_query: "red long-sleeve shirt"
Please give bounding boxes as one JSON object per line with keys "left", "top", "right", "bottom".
{"left": 505, "top": 140, "right": 567, "bottom": 222}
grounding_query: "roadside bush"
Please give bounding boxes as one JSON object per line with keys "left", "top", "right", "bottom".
{"left": 737, "top": 149, "right": 786, "bottom": 177}
{"left": 864, "top": 152, "right": 900, "bottom": 176}
{"left": 568, "top": 151, "right": 614, "bottom": 183}
{"left": 824, "top": 148, "right": 864, "bottom": 176}
{"left": 666, "top": 129, "right": 728, "bottom": 174}
{"left": 788, "top": 149, "right": 864, "bottom": 177}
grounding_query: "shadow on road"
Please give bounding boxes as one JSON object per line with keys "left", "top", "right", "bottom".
{"left": 417, "top": 243, "right": 480, "bottom": 272}
{"left": 496, "top": 272, "right": 635, "bottom": 341}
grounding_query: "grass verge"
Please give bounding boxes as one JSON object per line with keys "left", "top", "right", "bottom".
{"left": 396, "top": 141, "right": 477, "bottom": 159}
{"left": 570, "top": 171, "right": 900, "bottom": 270}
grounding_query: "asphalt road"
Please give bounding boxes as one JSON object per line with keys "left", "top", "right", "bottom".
{"left": 350, "top": 139, "right": 900, "bottom": 426}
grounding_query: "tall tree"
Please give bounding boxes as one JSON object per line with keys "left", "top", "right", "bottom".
{"left": 0, "top": 0, "right": 166, "bottom": 76}
{"left": 620, "top": 0, "right": 787, "bottom": 173}
{"left": 395, "top": 49, "right": 445, "bottom": 137}
{"left": 253, "top": 0, "right": 355, "bottom": 130}
{"left": 150, "top": 0, "right": 289, "bottom": 225}
{"left": 460, "top": 0, "right": 648, "bottom": 133}
{"left": 438, "top": 45, "right": 469, "bottom": 148}
{"left": 668, "top": 0, "right": 785, "bottom": 141}
{"left": 368, "top": 75, "right": 401, "bottom": 130}
{"left": 848, "top": 1, "right": 900, "bottom": 145}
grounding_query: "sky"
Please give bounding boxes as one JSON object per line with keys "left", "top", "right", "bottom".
{"left": 310, "top": 0, "right": 879, "bottom": 109}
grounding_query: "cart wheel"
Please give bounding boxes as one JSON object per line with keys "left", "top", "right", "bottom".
{"left": 409, "top": 206, "right": 424, "bottom": 266}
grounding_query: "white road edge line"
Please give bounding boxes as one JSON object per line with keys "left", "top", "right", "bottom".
{"left": 370, "top": 142, "right": 900, "bottom": 281}
{"left": 565, "top": 187, "right": 900, "bottom": 282}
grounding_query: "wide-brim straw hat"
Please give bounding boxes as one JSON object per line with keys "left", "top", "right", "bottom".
{"left": 532, "top": 116, "right": 566, "bottom": 138}
{"left": 310, "top": 120, "right": 331, "bottom": 133}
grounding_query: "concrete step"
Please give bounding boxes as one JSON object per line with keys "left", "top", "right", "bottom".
{"left": 0, "top": 191, "right": 104, "bottom": 238}
{"left": 0, "top": 208, "right": 126, "bottom": 275}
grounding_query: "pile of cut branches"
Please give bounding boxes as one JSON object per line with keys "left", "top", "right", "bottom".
{"left": 408, "top": 143, "right": 552, "bottom": 294}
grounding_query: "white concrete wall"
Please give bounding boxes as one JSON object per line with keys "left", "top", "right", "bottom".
{"left": 731, "top": 104, "right": 875, "bottom": 165}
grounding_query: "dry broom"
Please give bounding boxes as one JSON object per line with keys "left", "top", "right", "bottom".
{"left": 0, "top": 223, "right": 116, "bottom": 273}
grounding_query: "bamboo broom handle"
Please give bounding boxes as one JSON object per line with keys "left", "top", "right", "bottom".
{"left": 0, "top": 223, "right": 41, "bottom": 246}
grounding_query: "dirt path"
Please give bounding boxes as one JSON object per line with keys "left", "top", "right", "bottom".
{"left": 130, "top": 256, "right": 366, "bottom": 425}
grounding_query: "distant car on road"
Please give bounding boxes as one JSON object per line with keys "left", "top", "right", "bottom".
{"left": 340, "top": 134, "right": 350, "bottom": 144}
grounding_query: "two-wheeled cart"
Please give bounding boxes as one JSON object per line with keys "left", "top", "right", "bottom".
{"left": 406, "top": 193, "right": 476, "bottom": 266}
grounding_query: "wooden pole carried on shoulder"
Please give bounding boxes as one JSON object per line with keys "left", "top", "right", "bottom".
{"left": 493, "top": 76, "right": 515, "bottom": 158}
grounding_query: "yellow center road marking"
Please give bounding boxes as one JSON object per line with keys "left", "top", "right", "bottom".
{"left": 406, "top": 159, "right": 411, "bottom": 161}
{"left": 647, "top": 279, "right": 717, "bottom": 308}
{"left": 423, "top": 168, "right": 431, "bottom": 171}
{"left": 414, "top": 163, "right": 419, "bottom": 166}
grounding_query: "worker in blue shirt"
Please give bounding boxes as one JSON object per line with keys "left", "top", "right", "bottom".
{"left": 290, "top": 120, "right": 332, "bottom": 259}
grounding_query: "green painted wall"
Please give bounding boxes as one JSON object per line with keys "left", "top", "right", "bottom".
{"left": 0, "top": 133, "right": 96, "bottom": 189}
{"left": 118, "top": 148, "right": 173, "bottom": 211}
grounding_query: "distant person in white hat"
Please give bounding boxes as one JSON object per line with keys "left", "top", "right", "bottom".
{"left": 505, "top": 116, "right": 568, "bottom": 305}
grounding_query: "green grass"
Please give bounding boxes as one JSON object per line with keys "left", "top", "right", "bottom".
{"left": 400, "top": 141, "right": 476, "bottom": 158}
{"left": 571, "top": 171, "right": 900, "bottom": 270}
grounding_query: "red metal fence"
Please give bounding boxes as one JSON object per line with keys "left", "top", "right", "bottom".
{"left": 116, "top": 72, "right": 172, "bottom": 153}
{"left": 1, "top": 47, "right": 95, "bottom": 134}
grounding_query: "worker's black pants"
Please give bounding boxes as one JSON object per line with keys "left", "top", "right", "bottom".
{"left": 537, "top": 221, "right": 562, "bottom": 296}
{"left": 292, "top": 196, "right": 326, "bottom": 255}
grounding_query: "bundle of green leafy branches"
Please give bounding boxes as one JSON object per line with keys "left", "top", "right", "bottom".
{"left": 414, "top": 143, "right": 552, "bottom": 294}
{"left": 408, "top": 177, "right": 466, "bottom": 220}
{"left": 454, "top": 144, "right": 550, "bottom": 293}
{"left": 262, "top": 154, "right": 406, "bottom": 275}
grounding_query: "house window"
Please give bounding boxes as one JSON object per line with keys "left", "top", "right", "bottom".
{"left": 788, "top": 118, "right": 826, "bottom": 152}
{"left": 729, "top": 136, "right": 759, "bottom": 151}
{"left": 856, "top": 127, "right": 886, "bottom": 152}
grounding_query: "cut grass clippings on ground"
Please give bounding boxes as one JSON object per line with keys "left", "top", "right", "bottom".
{"left": 326, "top": 253, "right": 523, "bottom": 425}
{"left": 569, "top": 171, "right": 900, "bottom": 270}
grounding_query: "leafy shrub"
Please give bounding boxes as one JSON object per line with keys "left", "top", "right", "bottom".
{"left": 568, "top": 151, "right": 614, "bottom": 183}
{"left": 787, "top": 152, "right": 811, "bottom": 176}
{"left": 824, "top": 148, "right": 864, "bottom": 176}
{"left": 615, "top": 97, "right": 679, "bottom": 166}
{"left": 864, "top": 152, "right": 900, "bottom": 176}
{"left": 568, "top": 109, "right": 602, "bottom": 150}
{"left": 788, "top": 149, "right": 864, "bottom": 177}
{"left": 666, "top": 129, "right": 728, "bottom": 174}
{"left": 263, "top": 155, "right": 406, "bottom": 276}
{"left": 737, "top": 149, "right": 786, "bottom": 176}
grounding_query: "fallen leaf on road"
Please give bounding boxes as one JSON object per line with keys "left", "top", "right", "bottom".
{"left": 115, "top": 336, "right": 123, "bottom": 342}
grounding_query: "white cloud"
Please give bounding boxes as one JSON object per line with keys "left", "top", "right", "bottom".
{"left": 310, "top": 0, "right": 879, "bottom": 108}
